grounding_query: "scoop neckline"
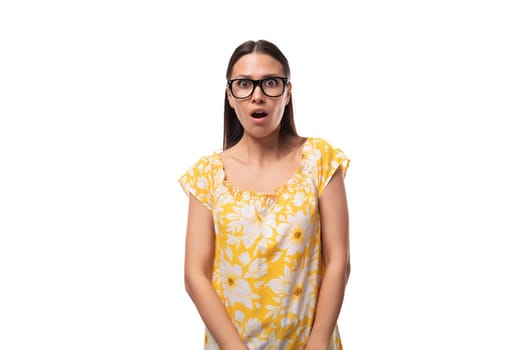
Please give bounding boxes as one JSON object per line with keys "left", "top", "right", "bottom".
{"left": 215, "top": 137, "right": 311, "bottom": 198}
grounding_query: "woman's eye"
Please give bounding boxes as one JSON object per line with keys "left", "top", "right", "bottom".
{"left": 236, "top": 80, "right": 252, "bottom": 89}
{"left": 264, "top": 78, "right": 278, "bottom": 87}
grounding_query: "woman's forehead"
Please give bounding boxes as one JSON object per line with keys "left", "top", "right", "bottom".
{"left": 231, "top": 53, "right": 285, "bottom": 78}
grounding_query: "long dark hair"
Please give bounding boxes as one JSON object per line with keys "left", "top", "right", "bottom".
{"left": 223, "top": 40, "right": 298, "bottom": 149}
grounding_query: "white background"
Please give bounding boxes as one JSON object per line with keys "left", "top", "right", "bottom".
{"left": 1, "top": 0, "right": 524, "bottom": 349}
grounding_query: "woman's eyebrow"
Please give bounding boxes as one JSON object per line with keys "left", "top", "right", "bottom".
{"left": 232, "top": 74, "right": 283, "bottom": 79}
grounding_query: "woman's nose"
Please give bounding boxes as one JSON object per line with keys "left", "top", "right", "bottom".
{"left": 251, "top": 85, "right": 265, "bottom": 102}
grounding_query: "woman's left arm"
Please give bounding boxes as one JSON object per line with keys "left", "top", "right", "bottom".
{"left": 305, "top": 167, "right": 350, "bottom": 349}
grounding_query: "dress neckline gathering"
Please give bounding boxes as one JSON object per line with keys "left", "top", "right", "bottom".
{"left": 214, "top": 137, "right": 312, "bottom": 199}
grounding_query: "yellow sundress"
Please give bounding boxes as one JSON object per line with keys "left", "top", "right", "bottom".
{"left": 179, "top": 137, "right": 350, "bottom": 350}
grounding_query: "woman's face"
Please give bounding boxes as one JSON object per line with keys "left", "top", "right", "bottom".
{"left": 227, "top": 53, "right": 291, "bottom": 140}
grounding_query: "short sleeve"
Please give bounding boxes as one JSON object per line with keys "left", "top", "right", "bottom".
{"left": 178, "top": 156, "right": 215, "bottom": 210}
{"left": 315, "top": 139, "right": 350, "bottom": 195}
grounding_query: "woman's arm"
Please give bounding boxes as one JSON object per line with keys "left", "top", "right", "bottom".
{"left": 305, "top": 167, "right": 350, "bottom": 349}
{"left": 184, "top": 194, "right": 249, "bottom": 350}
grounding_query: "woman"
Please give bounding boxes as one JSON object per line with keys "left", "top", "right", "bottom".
{"left": 179, "top": 39, "right": 351, "bottom": 350}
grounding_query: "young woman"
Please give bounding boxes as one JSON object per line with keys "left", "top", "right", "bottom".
{"left": 179, "top": 39, "right": 351, "bottom": 350}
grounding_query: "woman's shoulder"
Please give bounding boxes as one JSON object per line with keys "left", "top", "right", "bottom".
{"left": 184, "top": 150, "right": 223, "bottom": 173}
{"left": 304, "top": 136, "right": 342, "bottom": 152}
{"left": 304, "top": 136, "right": 350, "bottom": 165}
{"left": 304, "top": 136, "right": 350, "bottom": 189}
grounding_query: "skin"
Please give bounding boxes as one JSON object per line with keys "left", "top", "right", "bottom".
{"left": 184, "top": 52, "right": 350, "bottom": 350}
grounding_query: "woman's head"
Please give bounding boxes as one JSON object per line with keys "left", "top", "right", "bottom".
{"left": 223, "top": 40, "right": 297, "bottom": 149}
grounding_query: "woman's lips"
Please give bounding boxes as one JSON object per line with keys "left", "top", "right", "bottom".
{"left": 251, "top": 111, "right": 268, "bottom": 119}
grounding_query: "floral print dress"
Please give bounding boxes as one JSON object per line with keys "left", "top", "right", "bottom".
{"left": 179, "top": 137, "right": 350, "bottom": 350}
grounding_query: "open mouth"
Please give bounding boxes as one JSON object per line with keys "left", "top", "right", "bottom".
{"left": 251, "top": 111, "right": 268, "bottom": 119}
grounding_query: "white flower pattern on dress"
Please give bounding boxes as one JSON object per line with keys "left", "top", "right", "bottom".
{"left": 276, "top": 211, "right": 312, "bottom": 256}
{"left": 179, "top": 138, "right": 349, "bottom": 349}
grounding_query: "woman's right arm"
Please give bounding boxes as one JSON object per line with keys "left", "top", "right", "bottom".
{"left": 184, "top": 194, "right": 248, "bottom": 350}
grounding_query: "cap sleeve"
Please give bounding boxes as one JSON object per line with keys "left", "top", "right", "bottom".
{"left": 315, "top": 138, "right": 350, "bottom": 196}
{"left": 178, "top": 156, "right": 215, "bottom": 210}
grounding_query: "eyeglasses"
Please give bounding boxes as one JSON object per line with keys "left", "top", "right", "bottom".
{"left": 227, "top": 77, "right": 288, "bottom": 99}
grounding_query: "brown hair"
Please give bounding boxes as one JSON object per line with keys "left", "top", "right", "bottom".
{"left": 223, "top": 40, "right": 298, "bottom": 149}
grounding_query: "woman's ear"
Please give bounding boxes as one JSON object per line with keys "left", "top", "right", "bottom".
{"left": 286, "top": 82, "right": 292, "bottom": 105}
{"left": 226, "top": 88, "right": 234, "bottom": 108}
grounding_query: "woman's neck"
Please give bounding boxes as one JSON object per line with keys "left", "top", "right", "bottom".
{"left": 235, "top": 133, "right": 298, "bottom": 166}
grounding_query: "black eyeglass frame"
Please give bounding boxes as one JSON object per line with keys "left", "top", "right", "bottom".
{"left": 227, "top": 77, "right": 289, "bottom": 99}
